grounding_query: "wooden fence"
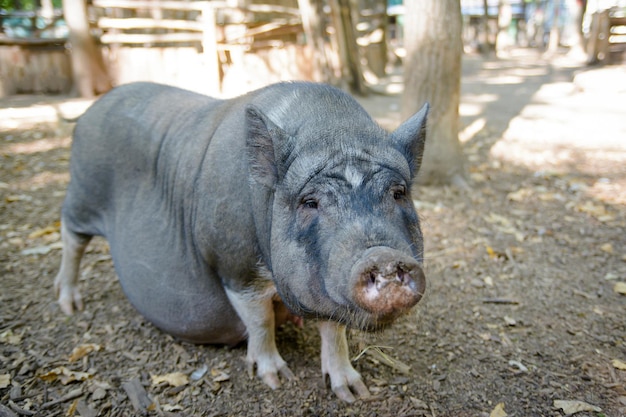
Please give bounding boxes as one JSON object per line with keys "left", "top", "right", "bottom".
{"left": 0, "top": 0, "right": 389, "bottom": 97}
{"left": 0, "top": 9, "right": 71, "bottom": 96}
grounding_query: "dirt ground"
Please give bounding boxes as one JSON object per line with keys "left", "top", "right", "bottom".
{"left": 1, "top": 49, "right": 625, "bottom": 417}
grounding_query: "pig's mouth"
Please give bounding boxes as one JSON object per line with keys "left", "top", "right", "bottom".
{"left": 272, "top": 246, "right": 425, "bottom": 331}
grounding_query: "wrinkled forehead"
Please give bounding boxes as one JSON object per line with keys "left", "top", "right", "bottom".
{"left": 283, "top": 145, "right": 411, "bottom": 193}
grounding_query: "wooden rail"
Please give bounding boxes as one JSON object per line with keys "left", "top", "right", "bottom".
{"left": 91, "top": 0, "right": 298, "bottom": 16}
{"left": 91, "top": 0, "right": 224, "bottom": 11}
{"left": 97, "top": 17, "right": 205, "bottom": 32}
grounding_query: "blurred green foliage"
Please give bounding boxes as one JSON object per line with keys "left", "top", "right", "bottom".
{"left": 1, "top": 0, "right": 63, "bottom": 11}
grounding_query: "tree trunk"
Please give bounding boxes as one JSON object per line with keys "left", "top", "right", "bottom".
{"left": 481, "top": 0, "right": 495, "bottom": 54}
{"left": 547, "top": 0, "right": 561, "bottom": 54}
{"left": 402, "top": 0, "right": 466, "bottom": 186}
{"left": 566, "top": 0, "right": 586, "bottom": 60}
{"left": 298, "top": 0, "right": 334, "bottom": 83}
{"left": 63, "top": 0, "right": 111, "bottom": 97}
{"left": 330, "top": 0, "right": 367, "bottom": 95}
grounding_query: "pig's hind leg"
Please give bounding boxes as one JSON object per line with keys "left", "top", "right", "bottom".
{"left": 318, "top": 321, "right": 371, "bottom": 403}
{"left": 54, "top": 221, "right": 92, "bottom": 315}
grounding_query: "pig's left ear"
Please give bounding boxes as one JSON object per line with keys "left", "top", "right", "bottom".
{"left": 390, "top": 103, "right": 429, "bottom": 179}
{"left": 246, "top": 105, "right": 293, "bottom": 189}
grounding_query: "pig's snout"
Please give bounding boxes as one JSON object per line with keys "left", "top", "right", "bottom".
{"left": 352, "top": 247, "right": 425, "bottom": 321}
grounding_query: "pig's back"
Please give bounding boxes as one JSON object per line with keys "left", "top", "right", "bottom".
{"left": 64, "top": 82, "right": 221, "bottom": 236}
{"left": 61, "top": 83, "right": 249, "bottom": 344}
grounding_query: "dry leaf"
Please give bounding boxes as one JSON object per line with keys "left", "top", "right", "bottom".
{"left": 0, "top": 373, "right": 10, "bottom": 389}
{"left": 507, "top": 188, "right": 532, "bottom": 202}
{"left": 21, "top": 245, "right": 52, "bottom": 256}
{"left": 6, "top": 194, "right": 32, "bottom": 203}
{"left": 508, "top": 360, "right": 528, "bottom": 372}
{"left": 600, "top": 243, "right": 614, "bottom": 254}
{"left": 553, "top": 400, "right": 601, "bottom": 415}
{"left": 20, "top": 241, "right": 63, "bottom": 256}
{"left": 483, "top": 213, "right": 524, "bottom": 241}
{"left": 92, "top": 387, "right": 107, "bottom": 401}
{"left": 490, "top": 402, "right": 507, "bottom": 417}
{"left": 27, "top": 223, "right": 60, "bottom": 239}
{"left": 538, "top": 192, "right": 565, "bottom": 202}
{"left": 68, "top": 344, "right": 101, "bottom": 363}
{"left": 211, "top": 368, "right": 230, "bottom": 382}
{"left": 484, "top": 212, "right": 512, "bottom": 226}
{"left": 409, "top": 397, "right": 429, "bottom": 409}
{"left": 67, "top": 398, "right": 79, "bottom": 416}
{"left": 503, "top": 316, "right": 517, "bottom": 326}
{"left": 162, "top": 404, "right": 184, "bottom": 412}
{"left": 0, "top": 330, "right": 22, "bottom": 344}
{"left": 470, "top": 172, "right": 487, "bottom": 182}
{"left": 39, "top": 367, "right": 93, "bottom": 385}
{"left": 576, "top": 202, "right": 614, "bottom": 221}
{"left": 614, "top": 282, "right": 626, "bottom": 295}
{"left": 612, "top": 359, "right": 626, "bottom": 370}
{"left": 151, "top": 372, "right": 189, "bottom": 387}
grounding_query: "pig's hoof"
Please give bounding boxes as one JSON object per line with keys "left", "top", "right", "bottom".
{"left": 55, "top": 283, "right": 83, "bottom": 315}
{"left": 259, "top": 365, "right": 295, "bottom": 390}
{"left": 324, "top": 367, "right": 371, "bottom": 403}
{"left": 246, "top": 353, "right": 295, "bottom": 390}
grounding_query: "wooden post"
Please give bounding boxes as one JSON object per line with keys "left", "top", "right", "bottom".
{"left": 360, "top": 0, "right": 388, "bottom": 78}
{"left": 331, "top": 0, "right": 367, "bottom": 95}
{"left": 298, "top": 0, "right": 332, "bottom": 83}
{"left": 200, "top": 3, "right": 220, "bottom": 96}
{"left": 480, "top": 0, "right": 495, "bottom": 54}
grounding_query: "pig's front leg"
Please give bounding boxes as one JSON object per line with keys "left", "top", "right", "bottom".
{"left": 318, "top": 321, "right": 371, "bottom": 403}
{"left": 225, "top": 286, "right": 295, "bottom": 389}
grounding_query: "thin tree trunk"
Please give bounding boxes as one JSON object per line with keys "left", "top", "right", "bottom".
{"left": 298, "top": 0, "right": 333, "bottom": 83}
{"left": 402, "top": 0, "right": 466, "bottom": 186}
{"left": 63, "top": 0, "right": 111, "bottom": 97}
{"left": 330, "top": 0, "right": 367, "bottom": 95}
{"left": 481, "top": 0, "right": 494, "bottom": 54}
{"left": 547, "top": 0, "right": 561, "bottom": 53}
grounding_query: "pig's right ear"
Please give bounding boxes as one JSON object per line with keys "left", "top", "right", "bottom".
{"left": 246, "top": 105, "right": 292, "bottom": 189}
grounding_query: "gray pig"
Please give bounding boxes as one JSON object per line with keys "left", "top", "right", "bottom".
{"left": 55, "top": 82, "right": 428, "bottom": 403}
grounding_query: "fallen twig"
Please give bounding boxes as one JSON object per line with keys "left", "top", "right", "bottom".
{"left": 122, "top": 378, "right": 154, "bottom": 413}
{"left": 41, "top": 388, "right": 83, "bottom": 409}
{"left": 8, "top": 400, "right": 35, "bottom": 416}
{"left": 354, "top": 346, "right": 411, "bottom": 374}
{"left": 482, "top": 298, "right": 520, "bottom": 305}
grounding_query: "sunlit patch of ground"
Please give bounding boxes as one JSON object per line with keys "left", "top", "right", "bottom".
{"left": 490, "top": 68, "right": 626, "bottom": 205}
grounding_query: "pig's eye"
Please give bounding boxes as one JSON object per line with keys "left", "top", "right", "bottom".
{"left": 392, "top": 187, "right": 406, "bottom": 200}
{"left": 302, "top": 198, "right": 319, "bottom": 210}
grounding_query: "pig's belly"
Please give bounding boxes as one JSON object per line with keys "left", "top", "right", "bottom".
{"left": 115, "top": 263, "right": 247, "bottom": 346}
